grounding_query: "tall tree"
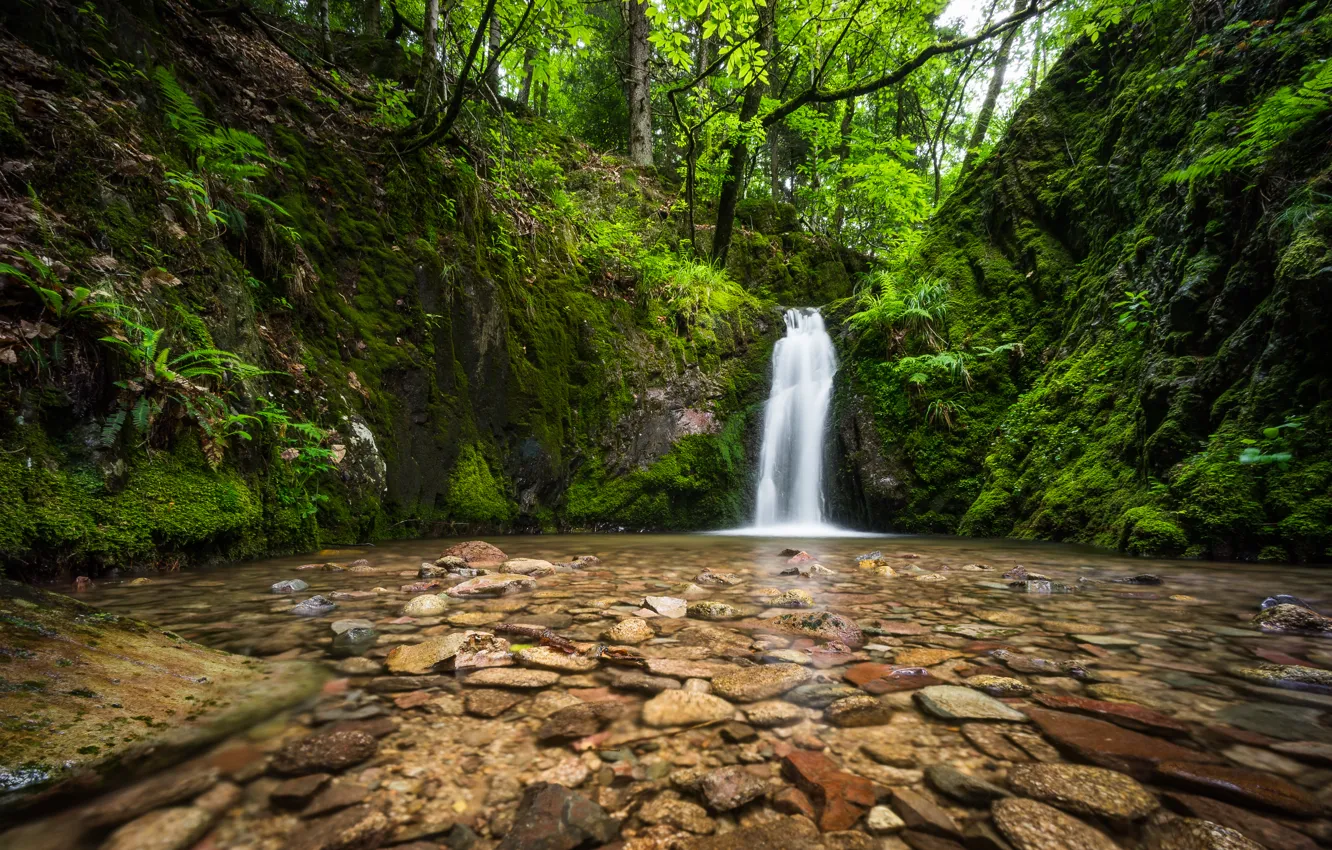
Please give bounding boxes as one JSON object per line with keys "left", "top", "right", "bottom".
{"left": 487, "top": 15, "right": 503, "bottom": 95}
{"left": 960, "top": 0, "right": 1028, "bottom": 176}
{"left": 627, "top": 0, "right": 653, "bottom": 166}
{"left": 364, "top": 0, "right": 381, "bottom": 36}
{"left": 421, "top": 0, "right": 440, "bottom": 98}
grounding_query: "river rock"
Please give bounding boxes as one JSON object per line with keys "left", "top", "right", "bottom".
{"left": 1153, "top": 761, "right": 1320, "bottom": 816}
{"left": 465, "top": 689, "right": 525, "bottom": 717}
{"left": 677, "top": 815, "right": 822, "bottom": 849}
{"left": 607, "top": 667, "right": 681, "bottom": 692}
{"left": 771, "top": 588, "right": 815, "bottom": 608}
{"left": 1026, "top": 708, "right": 1218, "bottom": 779}
{"left": 517, "top": 645, "right": 600, "bottom": 673}
{"left": 642, "top": 690, "right": 735, "bottom": 726}
{"left": 1253, "top": 604, "right": 1332, "bottom": 634}
{"left": 1008, "top": 763, "right": 1158, "bottom": 822}
{"left": 895, "top": 648, "right": 962, "bottom": 667}
{"left": 743, "top": 700, "right": 804, "bottom": 727}
{"left": 501, "top": 558, "right": 558, "bottom": 577}
{"left": 1231, "top": 663, "right": 1332, "bottom": 695}
{"left": 271, "top": 729, "right": 377, "bottom": 775}
{"left": 271, "top": 774, "right": 331, "bottom": 808}
{"left": 638, "top": 793, "right": 715, "bottom": 833}
{"left": 329, "top": 619, "right": 372, "bottom": 634}
{"left": 967, "top": 675, "right": 1032, "bottom": 697}
{"left": 402, "top": 594, "right": 448, "bottom": 616}
{"left": 100, "top": 807, "right": 213, "bottom": 850}
{"left": 782, "top": 750, "right": 877, "bottom": 831}
{"left": 79, "top": 765, "right": 221, "bottom": 827}
{"left": 711, "top": 663, "right": 809, "bottom": 701}
{"left": 992, "top": 798, "right": 1120, "bottom": 850}
{"left": 924, "top": 764, "right": 1010, "bottom": 806}
{"left": 288, "top": 804, "right": 392, "bottom": 850}
{"left": 1164, "top": 792, "right": 1320, "bottom": 850}
{"left": 781, "top": 562, "right": 836, "bottom": 577}
{"left": 440, "top": 540, "right": 508, "bottom": 565}
{"left": 331, "top": 627, "right": 378, "bottom": 658}
{"left": 273, "top": 579, "right": 309, "bottom": 593}
{"left": 603, "top": 617, "right": 655, "bottom": 644}
{"left": 536, "top": 702, "right": 624, "bottom": 741}
{"left": 385, "top": 631, "right": 509, "bottom": 674}
{"left": 688, "top": 601, "right": 741, "bottom": 620}
{"left": 290, "top": 595, "right": 337, "bottom": 617}
{"left": 866, "top": 805, "right": 905, "bottom": 835}
{"left": 645, "top": 658, "right": 737, "bottom": 679}
{"left": 644, "top": 595, "right": 688, "bottom": 618}
{"left": 445, "top": 574, "right": 536, "bottom": 597}
{"left": 1144, "top": 815, "right": 1265, "bottom": 850}
{"left": 463, "top": 667, "right": 560, "bottom": 688}
{"left": 787, "top": 682, "right": 862, "bottom": 707}
{"left": 825, "top": 694, "right": 894, "bottom": 727}
{"left": 915, "top": 685, "right": 1028, "bottom": 722}
{"left": 695, "top": 571, "right": 744, "bottom": 586}
{"left": 698, "top": 765, "right": 767, "bottom": 811}
{"left": 770, "top": 612, "right": 865, "bottom": 648}
{"left": 1031, "top": 693, "right": 1190, "bottom": 736}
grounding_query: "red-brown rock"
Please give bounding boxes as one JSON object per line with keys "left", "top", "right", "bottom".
{"left": 440, "top": 540, "right": 508, "bottom": 565}
{"left": 844, "top": 663, "right": 941, "bottom": 695}
{"left": 1164, "top": 792, "right": 1320, "bottom": 850}
{"left": 1032, "top": 693, "right": 1191, "bottom": 736}
{"left": 1155, "top": 762, "right": 1321, "bottom": 817}
{"left": 1026, "top": 708, "right": 1218, "bottom": 780}
{"left": 781, "top": 750, "right": 876, "bottom": 831}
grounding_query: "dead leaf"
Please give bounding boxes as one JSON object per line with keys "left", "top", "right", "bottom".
{"left": 142, "top": 267, "right": 181, "bottom": 288}
{"left": 0, "top": 348, "right": 16, "bottom": 365}
{"left": 330, "top": 444, "right": 346, "bottom": 464}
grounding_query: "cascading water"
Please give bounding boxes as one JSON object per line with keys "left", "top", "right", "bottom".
{"left": 752, "top": 308, "right": 838, "bottom": 533}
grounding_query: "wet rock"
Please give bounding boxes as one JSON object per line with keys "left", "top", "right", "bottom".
{"left": 273, "top": 579, "right": 310, "bottom": 593}
{"left": 1111, "top": 574, "right": 1165, "bottom": 585}
{"left": 1154, "top": 761, "right": 1320, "bottom": 817}
{"left": 642, "top": 690, "right": 736, "bottom": 727}
{"left": 272, "top": 773, "right": 332, "bottom": 808}
{"left": 786, "top": 550, "right": 816, "bottom": 563}
{"left": 697, "top": 766, "right": 767, "bottom": 811}
{"left": 465, "top": 688, "right": 525, "bottom": 717}
{"left": 1026, "top": 708, "right": 1218, "bottom": 779}
{"left": 679, "top": 815, "right": 822, "bottom": 849}
{"left": 992, "top": 798, "right": 1119, "bottom": 850}
{"left": 825, "top": 694, "right": 893, "bottom": 727}
{"left": 537, "top": 757, "right": 592, "bottom": 788}
{"left": 1231, "top": 663, "right": 1332, "bottom": 695}
{"left": 843, "top": 663, "right": 940, "bottom": 694}
{"left": 787, "top": 683, "right": 862, "bottom": 708}
{"left": 536, "top": 702, "right": 624, "bottom": 741}
{"left": 770, "top": 612, "right": 865, "bottom": 648}
{"left": 1215, "top": 701, "right": 1332, "bottom": 742}
{"left": 302, "top": 782, "right": 370, "bottom": 817}
{"left": 517, "top": 645, "right": 600, "bottom": 673}
{"left": 895, "top": 648, "right": 962, "bottom": 667}
{"left": 639, "top": 793, "right": 715, "bottom": 833}
{"left": 1164, "top": 792, "right": 1319, "bottom": 849}
{"left": 501, "top": 558, "right": 558, "bottom": 577}
{"left": 761, "top": 648, "right": 812, "bottom": 664}
{"left": 992, "top": 650, "right": 1087, "bottom": 678}
{"left": 935, "top": 624, "right": 1022, "bottom": 639}
{"left": 1010, "top": 580, "right": 1076, "bottom": 594}
{"left": 1143, "top": 815, "right": 1265, "bottom": 850}
{"left": 718, "top": 720, "right": 756, "bottom": 743}
{"left": 440, "top": 540, "right": 508, "bottom": 566}
{"left": 1260, "top": 594, "right": 1313, "bottom": 611}
{"left": 866, "top": 805, "right": 905, "bottom": 834}
{"left": 289, "top": 804, "right": 392, "bottom": 850}
{"left": 967, "top": 675, "right": 1032, "bottom": 697}
{"left": 100, "top": 806, "right": 213, "bottom": 850}
{"left": 603, "top": 617, "right": 655, "bottom": 644}
{"left": 80, "top": 765, "right": 221, "bottom": 827}
{"left": 889, "top": 788, "right": 961, "bottom": 837}
{"left": 607, "top": 667, "right": 681, "bottom": 693}
{"left": 771, "top": 589, "right": 815, "bottom": 608}
{"left": 1253, "top": 604, "right": 1332, "bottom": 635}
{"left": 463, "top": 667, "right": 560, "bottom": 688}
{"left": 402, "top": 594, "right": 448, "bottom": 616}
{"left": 711, "top": 663, "right": 809, "bottom": 702}
{"left": 781, "top": 563, "right": 836, "bottom": 577}
{"left": 644, "top": 596, "right": 688, "bottom": 618}
{"left": 335, "top": 657, "right": 382, "bottom": 676}
{"left": 386, "top": 631, "right": 509, "bottom": 674}
{"left": 644, "top": 658, "right": 738, "bottom": 679}
{"left": 687, "top": 601, "right": 741, "bottom": 620}
{"left": 445, "top": 574, "right": 536, "bottom": 598}
{"left": 743, "top": 700, "right": 804, "bottom": 727}
{"left": 782, "top": 750, "right": 877, "bottom": 831}
{"left": 1031, "top": 693, "right": 1190, "bottom": 736}
{"left": 695, "top": 571, "right": 744, "bottom": 586}
{"left": 329, "top": 619, "right": 373, "bottom": 634}
{"left": 924, "top": 764, "right": 1010, "bottom": 806}
{"left": 272, "top": 729, "right": 377, "bottom": 775}
{"left": 915, "top": 685, "right": 1028, "bottom": 722}
{"left": 291, "top": 596, "right": 338, "bottom": 617}
{"left": 1008, "top": 763, "right": 1158, "bottom": 822}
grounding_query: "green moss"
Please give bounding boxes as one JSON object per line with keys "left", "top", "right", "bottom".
{"left": 0, "top": 88, "right": 25, "bottom": 154}
{"left": 445, "top": 445, "right": 514, "bottom": 524}
{"left": 1118, "top": 506, "right": 1188, "bottom": 557}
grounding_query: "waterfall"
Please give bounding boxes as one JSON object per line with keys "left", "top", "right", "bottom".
{"left": 752, "top": 308, "right": 837, "bottom": 531}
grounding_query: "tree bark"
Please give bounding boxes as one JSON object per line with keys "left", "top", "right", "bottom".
{"left": 421, "top": 0, "right": 440, "bottom": 95}
{"left": 364, "top": 0, "right": 380, "bottom": 36}
{"left": 486, "top": 14, "right": 502, "bottom": 95}
{"left": 710, "top": 0, "right": 775, "bottom": 263}
{"left": 627, "top": 0, "right": 653, "bottom": 166}
{"left": 832, "top": 55, "right": 857, "bottom": 234}
{"left": 960, "top": 0, "right": 1026, "bottom": 176}
{"left": 517, "top": 46, "right": 537, "bottom": 106}
{"left": 314, "top": 0, "right": 331, "bottom": 60}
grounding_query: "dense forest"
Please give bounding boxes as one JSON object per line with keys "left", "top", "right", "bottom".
{"left": 0, "top": 0, "right": 1329, "bottom": 575}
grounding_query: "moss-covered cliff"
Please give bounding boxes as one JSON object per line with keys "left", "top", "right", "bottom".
{"left": 835, "top": 0, "right": 1332, "bottom": 562}
{"left": 0, "top": 0, "right": 855, "bottom": 577}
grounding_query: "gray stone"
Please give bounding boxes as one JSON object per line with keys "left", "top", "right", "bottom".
{"left": 99, "top": 807, "right": 213, "bottom": 850}
{"left": 272, "top": 579, "right": 310, "bottom": 593}
{"left": 915, "top": 685, "right": 1028, "bottom": 722}
{"left": 698, "top": 766, "right": 767, "bottom": 811}
{"left": 644, "top": 596, "right": 688, "bottom": 618}
{"left": 924, "top": 764, "right": 1010, "bottom": 806}
{"left": 291, "top": 596, "right": 337, "bottom": 617}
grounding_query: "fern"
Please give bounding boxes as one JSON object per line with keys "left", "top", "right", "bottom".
{"left": 155, "top": 67, "right": 208, "bottom": 149}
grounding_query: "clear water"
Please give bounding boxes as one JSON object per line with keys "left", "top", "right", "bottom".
{"left": 15, "top": 533, "right": 1332, "bottom": 848}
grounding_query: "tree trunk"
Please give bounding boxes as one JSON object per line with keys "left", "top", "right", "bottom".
{"left": 960, "top": 0, "right": 1025, "bottom": 176}
{"left": 313, "top": 0, "right": 331, "bottom": 60}
{"left": 626, "top": 0, "right": 653, "bottom": 166}
{"left": 710, "top": 0, "right": 775, "bottom": 263}
{"left": 364, "top": 0, "right": 380, "bottom": 36}
{"left": 1028, "top": 10, "right": 1043, "bottom": 95}
{"left": 421, "top": 0, "right": 440, "bottom": 96}
{"left": 832, "top": 56, "right": 857, "bottom": 234}
{"left": 517, "top": 46, "right": 537, "bottom": 106}
{"left": 486, "top": 14, "right": 502, "bottom": 96}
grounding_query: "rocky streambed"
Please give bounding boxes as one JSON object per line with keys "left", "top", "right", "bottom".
{"left": 4, "top": 533, "right": 1332, "bottom": 850}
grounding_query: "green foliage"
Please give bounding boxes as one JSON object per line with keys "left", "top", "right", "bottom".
{"left": 1112, "top": 289, "right": 1154, "bottom": 334}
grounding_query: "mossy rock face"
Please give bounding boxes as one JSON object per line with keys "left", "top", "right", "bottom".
{"left": 0, "top": 580, "right": 325, "bottom": 813}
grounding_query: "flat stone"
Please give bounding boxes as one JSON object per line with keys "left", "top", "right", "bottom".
{"left": 915, "top": 685, "right": 1028, "bottom": 722}
{"left": 924, "top": 764, "right": 1010, "bottom": 806}
{"left": 288, "top": 805, "right": 391, "bottom": 850}
{"left": 645, "top": 658, "right": 738, "bottom": 680}
{"left": 967, "top": 675, "right": 1031, "bottom": 697}
{"left": 782, "top": 750, "right": 877, "bottom": 831}
{"left": 866, "top": 805, "right": 905, "bottom": 835}
{"left": 99, "top": 807, "right": 213, "bottom": 850}
{"left": 1032, "top": 693, "right": 1190, "bottom": 736}
{"left": 501, "top": 558, "right": 557, "bottom": 576}
{"left": 402, "top": 594, "right": 448, "bottom": 616}
{"left": 678, "top": 815, "right": 821, "bottom": 849}
{"left": 644, "top": 596, "right": 688, "bottom": 618}
{"left": 698, "top": 766, "right": 767, "bottom": 811}
{"left": 825, "top": 694, "right": 894, "bottom": 727}
{"left": 79, "top": 765, "right": 220, "bottom": 827}
{"left": 301, "top": 782, "right": 370, "bottom": 818}
{"left": 895, "top": 648, "right": 963, "bottom": 667}
{"left": 642, "top": 690, "right": 736, "bottom": 727}
{"left": 496, "top": 783, "right": 617, "bottom": 850}
{"left": 771, "top": 588, "right": 816, "bottom": 608}
{"left": 711, "top": 663, "right": 809, "bottom": 702}
{"left": 787, "top": 683, "right": 862, "bottom": 708}
{"left": 465, "top": 689, "right": 524, "bottom": 717}
{"left": 770, "top": 612, "right": 865, "bottom": 648}
{"left": 844, "top": 663, "right": 940, "bottom": 694}
{"left": 639, "top": 793, "right": 715, "bottom": 833}
{"left": 385, "top": 631, "right": 508, "bottom": 675}
{"left": 687, "top": 601, "right": 741, "bottom": 620}
{"left": 695, "top": 571, "right": 744, "bottom": 586}
{"left": 271, "top": 730, "right": 377, "bottom": 775}
{"left": 1144, "top": 815, "right": 1266, "bottom": 850}
{"left": 446, "top": 574, "right": 536, "bottom": 597}
{"left": 330, "top": 619, "right": 374, "bottom": 635}
{"left": 537, "top": 757, "right": 592, "bottom": 788}
{"left": 743, "top": 700, "right": 805, "bottom": 727}
{"left": 935, "top": 624, "right": 1021, "bottom": 639}
{"left": 272, "top": 773, "right": 331, "bottom": 808}
{"left": 1027, "top": 708, "right": 1218, "bottom": 779}
{"left": 1164, "top": 792, "right": 1319, "bottom": 850}
{"left": 1008, "top": 763, "right": 1158, "bottom": 822}
{"left": 1154, "top": 761, "right": 1320, "bottom": 817}
{"left": 448, "top": 611, "right": 507, "bottom": 627}
{"left": 536, "top": 702, "right": 624, "bottom": 741}
{"left": 890, "top": 788, "right": 961, "bottom": 837}
{"left": 1253, "top": 604, "right": 1332, "bottom": 635}
{"left": 440, "top": 540, "right": 508, "bottom": 566}
{"left": 1231, "top": 663, "right": 1332, "bottom": 695}
{"left": 517, "top": 645, "right": 600, "bottom": 673}
{"left": 992, "top": 798, "right": 1119, "bottom": 850}
{"left": 273, "top": 579, "right": 310, "bottom": 593}
{"left": 606, "top": 667, "right": 682, "bottom": 693}
{"left": 603, "top": 617, "right": 655, "bottom": 644}
{"left": 1215, "top": 701, "right": 1332, "bottom": 742}
{"left": 291, "top": 596, "right": 338, "bottom": 617}
{"left": 463, "top": 667, "right": 559, "bottom": 688}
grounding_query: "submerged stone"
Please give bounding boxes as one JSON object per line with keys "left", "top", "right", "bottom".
{"left": 992, "top": 798, "right": 1120, "bottom": 850}
{"left": 440, "top": 540, "right": 508, "bottom": 566}
{"left": 915, "top": 685, "right": 1028, "bottom": 722}
{"left": 290, "top": 595, "right": 337, "bottom": 616}
{"left": 642, "top": 690, "right": 736, "bottom": 727}
{"left": 770, "top": 611, "right": 865, "bottom": 648}
{"left": 272, "top": 579, "right": 309, "bottom": 593}
{"left": 1253, "top": 604, "right": 1332, "bottom": 635}
{"left": 687, "top": 601, "right": 741, "bottom": 620}
{"left": 1007, "top": 763, "right": 1158, "bottom": 822}
{"left": 445, "top": 575, "right": 536, "bottom": 598}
